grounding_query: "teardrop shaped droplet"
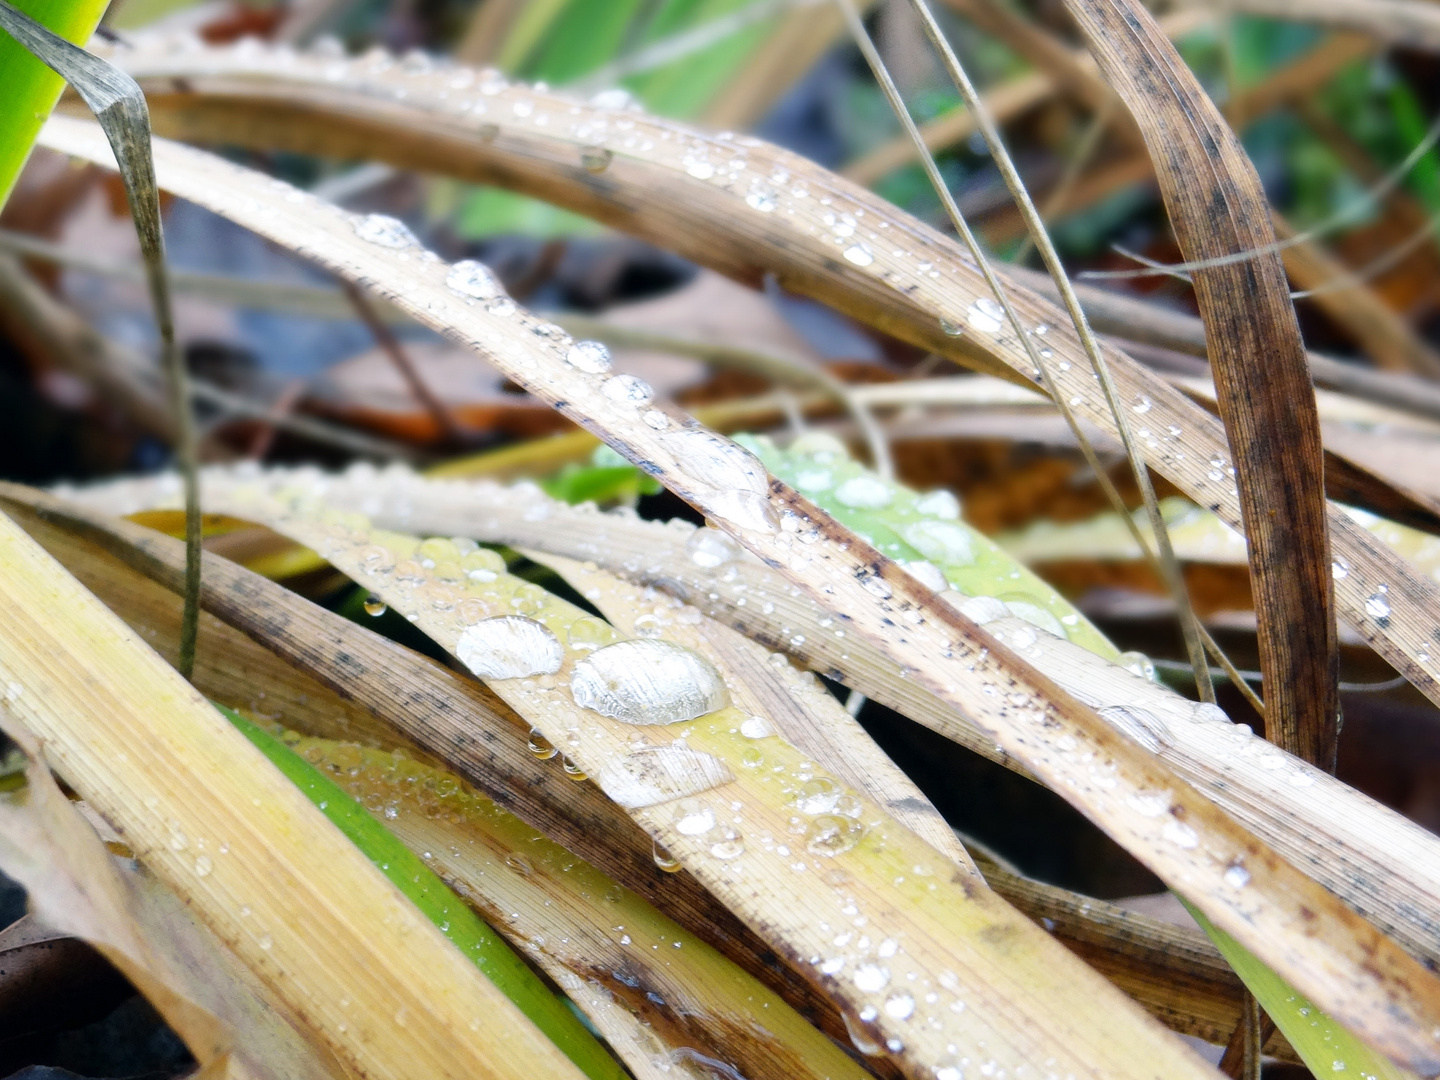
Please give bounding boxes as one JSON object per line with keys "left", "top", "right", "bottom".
{"left": 561, "top": 756, "right": 589, "bottom": 781}
{"left": 652, "top": 839, "right": 681, "bottom": 872}
{"left": 580, "top": 145, "right": 613, "bottom": 172}
{"left": 363, "top": 596, "right": 387, "bottom": 617}
{"left": 527, "top": 727, "right": 557, "bottom": 760}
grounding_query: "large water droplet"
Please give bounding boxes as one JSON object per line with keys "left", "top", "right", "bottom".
{"left": 566, "top": 340, "right": 613, "bottom": 374}
{"left": 354, "top": 213, "right": 418, "bottom": 248}
{"left": 561, "top": 756, "right": 589, "bottom": 781}
{"left": 567, "top": 616, "right": 618, "bottom": 652}
{"left": 884, "top": 993, "right": 915, "bottom": 1020}
{"left": 1331, "top": 558, "right": 1350, "bottom": 580}
{"left": 903, "top": 520, "right": 974, "bottom": 565}
{"left": 914, "top": 489, "right": 960, "bottom": 519}
{"left": 674, "top": 803, "right": 716, "bottom": 835}
{"left": 687, "top": 527, "right": 741, "bottom": 568}
{"left": 843, "top": 244, "right": 874, "bottom": 266}
{"left": 595, "top": 744, "right": 734, "bottom": 808}
{"left": 901, "top": 560, "right": 948, "bottom": 593}
{"left": 660, "top": 430, "right": 776, "bottom": 533}
{"left": 835, "top": 476, "right": 892, "bottom": 509}
{"left": 796, "top": 776, "right": 840, "bottom": 814}
{"left": 572, "top": 639, "right": 728, "bottom": 723}
{"left": 580, "top": 146, "right": 613, "bottom": 172}
{"left": 446, "top": 259, "right": 506, "bottom": 300}
{"left": 710, "top": 829, "right": 744, "bottom": 859}
{"left": 807, "top": 814, "right": 864, "bottom": 856}
{"left": 363, "top": 595, "right": 387, "bottom": 617}
{"left": 853, "top": 963, "right": 890, "bottom": 992}
{"left": 601, "top": 374, "right": 654, "bottom": 406}
{"left": 456, "top": 616, "right": 563, "bottom": 679}
{"left": 1365, "top": 586, "right": 1391, "bottom": 620}
{"left": 1004, "top": 599, "right": 1065, "bottom": 638}
{"left": 967, "top": 297, "right": 1004, "bottom": 333}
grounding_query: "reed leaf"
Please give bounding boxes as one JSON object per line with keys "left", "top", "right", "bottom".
{"left": 0, "top": 505, "right": 592, "bottom": 1080}
{"left": 70, "top": 40, "right": 1440, "bottom": 723}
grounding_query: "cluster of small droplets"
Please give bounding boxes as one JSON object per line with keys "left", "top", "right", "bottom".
{"left": 741, "top": 432, "right": 1122, "bottom": 662}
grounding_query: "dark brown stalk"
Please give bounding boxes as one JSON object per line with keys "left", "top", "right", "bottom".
{"left": 1060, "top": 0, "right": 1341, "bottom": 769}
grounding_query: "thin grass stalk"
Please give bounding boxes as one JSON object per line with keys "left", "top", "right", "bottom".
{"left": 855, "top": 0, "right": 1215, "bottom": 702}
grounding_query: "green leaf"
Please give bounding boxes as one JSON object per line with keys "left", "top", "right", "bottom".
{"left": 219, "top": 705, "right": 629, "bottom": 1080}
{"left": 0, "top": 0, "right": 112, "bottom": 205}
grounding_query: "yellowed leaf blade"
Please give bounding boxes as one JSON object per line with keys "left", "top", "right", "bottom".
{"left": 0, "top": 509, "right": 589, "bottom": 1080}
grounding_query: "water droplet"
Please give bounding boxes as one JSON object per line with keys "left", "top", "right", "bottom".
{"left": 571, "top": 640, "right": 728, "bottom": 723}
{"left": 354, "top": 213, "right": 417, "bottom": 248}
{"left": 566, "top": 340, "right": 612, "bottom": 374}
{"left": 1116, "top": 650, "right": 1156, "bottom": 680}
{"left": 687, "top": 527, "right": 741, "bottom": 568}
{"left": 1224, "top": 863, "right": 1250, "bottom": 889}
{"left": 561, "top": 756, "right": 589, "bottom": 781}
{"left": 643, "top": 409, "right": 669, "bottom": 430}
{"left": 901, "top": 560, "right": 948, "bottom": 592}
{"left": 595, "top": 744, "right": 733, "bottom": 808}
{"left": 841, "top": 1010, "right": 885, "bottom": 1056}
{"left": 1132, "top": 395, "right": 1153, "bottom": 414}
{"left": 456, "top": 616, "right": 563, "bottom": 679}
{"left": 745, "top": 184, "right": 778, "bottom": 212}
{"left": 903, "top": 520, "right": 974, "bottom": 565}
{"left": 710, "top": 829, "right": 745, "bottom": 859}
{"left": 1332, "top": 558, "right": 1350, "bottom": 580}
{"left": 510, "top": 582, "right": 549, "bottom": 615}
{"left": 843, "top": 244, "right": 874, "bottom": 266}
{"left": 653, "top": 840, "right": 682, "bottom": 872}
{"left": 590, "top": 87, "right": 635, "bottom": 109}
{"left": 194, "top": 855, "right": 212, "bottom": 877}
{"left": 660, "top": 429, "right": 775, "bottom": 533}
{"left": 601, "top": 374, "right": 653, "bottom": 406}
{"left": 1162, "top": 820, "right": 1199, "bottom": 849}
{"left": 807, "top": 814, "right": 865, "bottom": 856}
{"left": 796, "top": 777, "right": 840, "bottom": 814}
{"left": 580, "top": 146, "right": 612, "bottom": 172}
{"left": 739, "top": 715, "right": 774, "bottom": 739}
{"left": 884, "top": 993, "right": 915, "bottom": 1020}
{"left": 446, "top": 259, "right": 506, "bottom": 300}
{"left": 861, "top": 576, "right": 892, "bottom": 600}
{"left": 967, "top": 297, "right": 1004, "bottom": 333}
{"left": 567, "top": 616, "right": 618, "bottom": 652}
{"left": 914, "top": 489, "right": 960, "bottom": 519}
{"left": 1365, "top": 586, "right": 1391, "bottom": 620}
{"left": 674, "top": 804, "right": 716, "bottom": 835}
{"left": 853, "top": 963, "right": 890, "bottom": 991}
{"left": 528, "top": 727, "right": 557, "bottom": 759}
{"left": 363, "top": 595, "right": 387, "bottom": 617}
{"left": 685, "top": 158, "right": 715, "bottom": 180}
{"left": 835, "top": 476, "right": 892, "bottom": 509}
{"left": 940, "top": 316, "right": 964, "bottom": 336}
{"left": 258, "top": 935, "right": 273, "bottom": 950}
{"left": 1004, "top": 599, "right": 1065, "bottom": 637}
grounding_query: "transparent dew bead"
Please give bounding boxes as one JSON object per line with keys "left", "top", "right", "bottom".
{"left": 843, "top": 244, "right": 874, "bottom": 266}
{"left": 1116, "top": 650, "right": 1157, "bottom": 681}
{"left": 527, "top": 727, "right": 558, "bottom": 760}
{"left": 686, "top": 527, "right": 741, "bottom": 568}
{"left": 445, "top": 259, "right": 506, "bottom": 300}
{"left": 571, "top": 639, "right": 729, "bottom": 724}
{"left": 363, "top": 595, "right": 387, "bottom": 617}
{"left": 589, "top": 87, "right": 635, "bottom": 109}
{"left": 600, "top": 374, "right": 654, "bottom": 406}
{"left": 835, "top": 476, "right": 892, "bottom": 509}
{"left": 652, "top": 839, "right": 682, "bottom": 872}
{"left": 806, "top": 814, "right": 864, "bottom": 856}
{"left": 455, "top": 616, "right": 564, "bottom": 679}
{"left": 580, "top": 146, "right": 613, "bottom": 172}
{"left": 914, "top": 489, "right": 961, "bottom": 519}
{"left": 567, "top": 615, "right": 619, "bottom": 652}
{"left": 561, "top": 756, "right": 589, "bottom": 781}
{"left": 710, "top": 829, "right": 745, "bottom": 860}
{"left": 354, "top": 213, "right": 418, "bottom": 248}
{"left": 841, "top": 1010, "right": 885, "bottom": 1057}
{"left": 967, "top": 296, "right": 1004, "bottom": 333}
{"left": 566, "top": 340, "right": 613, "bottom": 374}
{"left": 940, "top": 316, "right": 964, "bottom": 337}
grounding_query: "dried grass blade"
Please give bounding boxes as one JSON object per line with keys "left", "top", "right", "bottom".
{"left": 0, "top": 724, "right": 346, "bottom": 1080}
{"left": 219, "top": 466, "right": 1440, "bottom": 1001}
{"left": 0, "top": 507, "right": 590, "bottom": 1080}
{"left": 88, "top": 42, "right": 1440, "bottom": 720}
{"left": 45, "top": 116, "right": 1440, "bottom": 1071}
{"left": 1059, "top": 0, "right": 1339, "bottom": 767}
{"left": 0, "top": 484, "right": 851, "bottom": 1051}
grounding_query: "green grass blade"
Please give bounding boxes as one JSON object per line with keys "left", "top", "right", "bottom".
{"left": 219, "top": 706, "right": 628, "bottom": 1080}
{"left": 0, "top": 0, "right": 110, "bottom": 204}
{"left": 1183, "top": 900, "right": 1418, "bottom": 1080}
